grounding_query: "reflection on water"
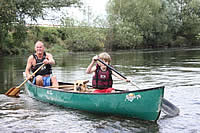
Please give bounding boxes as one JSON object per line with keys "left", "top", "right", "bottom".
{"left": 1, "top": 48, "right": 200, "bottom": 132}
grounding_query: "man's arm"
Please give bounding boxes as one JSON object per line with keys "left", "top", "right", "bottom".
{"left": 25, "top": 55, "right": 33, "bottom": 79}
{"left": 44, "top": 53, "right": 55, "bottom": 65}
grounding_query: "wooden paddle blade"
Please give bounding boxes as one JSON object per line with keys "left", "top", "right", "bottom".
{"left": 5, "top": 87, "right": 20, "bottom": 97}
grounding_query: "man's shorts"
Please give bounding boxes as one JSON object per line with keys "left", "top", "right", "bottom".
{"left": 32, "top": 76, "right": 51, "bottom": 86}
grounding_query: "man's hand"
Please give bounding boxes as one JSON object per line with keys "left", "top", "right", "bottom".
{"left": 43, "top": 59, "right": 49, "bottom": 64}
{"left": 27, "top": 74, "right": 34, "bottom": 80}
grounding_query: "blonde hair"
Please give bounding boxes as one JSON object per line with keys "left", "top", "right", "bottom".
{"left": 98, "top": 52, "right": 111, "bottom": 63}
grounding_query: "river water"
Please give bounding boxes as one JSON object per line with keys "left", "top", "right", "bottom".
{"left": 0, "top": 48, "right": 200, "bottom": 133}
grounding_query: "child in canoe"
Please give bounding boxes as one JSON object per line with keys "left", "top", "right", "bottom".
{"left": 86, "top": 52, "right": 130, "bottom": 93}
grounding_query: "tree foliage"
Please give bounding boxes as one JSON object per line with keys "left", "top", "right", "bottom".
{"left": 1, "top": 0, "right": 200, "bottom": 55}
{"left": 59, "top": 18, "right": 105, "bottom": 51}
{"left": 106, "top": 0, "right": 200, "bottom": 49}
{"left": 0, "top": 0, "right": 81, "bottom": 54}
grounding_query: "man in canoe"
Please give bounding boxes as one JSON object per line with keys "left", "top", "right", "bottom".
{"left": 86, "top": 52, "right": 130, "bottom": 93}
{"left": 25, "top": 41, "right": 58, "bottom": 87}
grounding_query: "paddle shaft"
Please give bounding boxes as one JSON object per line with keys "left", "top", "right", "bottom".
{"left": 97, "top": 59, "right": 127, "bottom": 79}
{"left": 48, "top": 85, "right": 74, "bottom": 88}
{"left": 16, "top": 63, "right": 45, "bottom": 88}
{"left": 97, "top": 59, "right": 140, "bottom": 88}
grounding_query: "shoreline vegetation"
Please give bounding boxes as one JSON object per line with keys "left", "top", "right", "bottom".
{"left": 0, "top": 25, "right": 200, "bottom": 56}
{"left": 1, "top": 0, "right": 200, "bottom": 55}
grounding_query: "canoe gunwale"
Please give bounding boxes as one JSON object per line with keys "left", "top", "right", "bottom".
{"left": 26, "top": 80, "right": 164, "bottom": 95}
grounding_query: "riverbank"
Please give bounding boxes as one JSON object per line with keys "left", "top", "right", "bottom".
{"left": 1, "top": 25, "right": 200, "bottom": 56}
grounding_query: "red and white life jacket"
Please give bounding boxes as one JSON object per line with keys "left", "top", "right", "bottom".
{"left": 92, "top": 64, "right": 113, "bottom": 89}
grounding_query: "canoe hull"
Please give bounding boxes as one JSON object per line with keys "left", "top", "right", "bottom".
{"left": 24, "top": 81, "right": 164, "bottom": 121}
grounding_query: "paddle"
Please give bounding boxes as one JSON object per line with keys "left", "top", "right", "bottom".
{"left": 97, "top": 58, "right": 180, "bottom": 116}
{"left": 5, "top": 63, "right": 45, "bottom": 97}
{"left": 48, "top": 85, "right": 74, "bottom": 89}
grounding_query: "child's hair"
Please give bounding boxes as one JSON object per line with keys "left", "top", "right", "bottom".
{"left": 98, "top": 52, "right": 111, "bottom": 64}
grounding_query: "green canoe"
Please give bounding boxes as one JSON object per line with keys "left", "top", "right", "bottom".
{"left": 24, "top": 80, "right": 164, "bottom": 121}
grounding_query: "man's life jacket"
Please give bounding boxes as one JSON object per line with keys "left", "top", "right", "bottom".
{"left": 92, "top": 64, "right": 113, "bottom": 89}
{"left": 31, "top": 52, "right": 52, "bottom": 76}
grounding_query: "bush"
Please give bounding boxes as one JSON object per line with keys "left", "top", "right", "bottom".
{"left": 62, "top": 27, "right": 105, "bottom": 51}
{"left": 172, "top": 36, "right": 188, "bottom": 47}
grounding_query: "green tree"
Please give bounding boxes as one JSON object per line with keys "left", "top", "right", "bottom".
{"left": 107, "top": 0, "right": 167, "bottom": 49}
{"left": 60, "top": 17, "right": 105, "bottom": 51}
{"left": 163, "top": 0, "right": 200, "bottom": 46}
{"left": 106, "top": 0, "right": 200, "bottom": 49}
{"left": 0, "top": 0, "right": 81, "bottom": 54}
